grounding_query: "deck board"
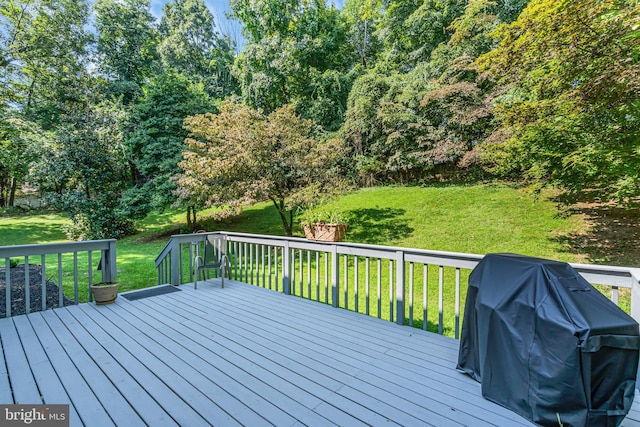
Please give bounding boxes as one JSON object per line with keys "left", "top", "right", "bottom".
{"left": 0, "top": 280, "right": 639, "bottom": 426}
{"left": 0, "top": 316, "right": 42, "bottom": 404}
{"left": 26, "top": 312, "right": 115, "bottom": 427}
{"left": 175, "top": 283, "right": 530, "bottom": 426}
{"left": 10, "top": 315, "right": 83, "bottom": 425}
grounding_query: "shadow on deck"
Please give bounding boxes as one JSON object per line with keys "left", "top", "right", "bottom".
{"left": 1, "top": 279, "right": 640, "bottom": 426}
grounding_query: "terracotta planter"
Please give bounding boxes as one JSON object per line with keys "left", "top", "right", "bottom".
{"left": 91, "top": 282, "right": 119, "bottom": 305}
{"left": 303, "top": 223, "right": 348, "bottom": 242}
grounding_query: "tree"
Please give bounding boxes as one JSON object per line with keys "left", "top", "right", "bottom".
{"left": 341, "top": 0, "right": 383, "bottom": 69}
{"left": 375, "top": 0, "right": 466, "bottom": 72}
{"left": 126, "top": 71, "right": 213, "bottom": 216}
{"left": 0, "top": 117, "right": 44, "bottom": 207}
{"left": 158, "top": 0, "right": 237, "bottom": 98}
{"left": 477, "top": 0, "right": 640, "bottom": 202}
{"left": 33, "top": 100, "right": 141, "bottom": 240}
{"left": 93, "top": 0, "right": 159, "bottom": 104}
{"left": 0, "top": 0, "right": 92, "bottom": 205}
{"left": 177, "top": 100, "right": 347, "bottom": 235}
{"left": 231, "top": 0, "right": 354, "bottom": 130}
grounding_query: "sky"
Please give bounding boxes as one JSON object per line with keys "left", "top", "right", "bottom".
{"left": 148, "top": 0, "right": 346, "bottom": 52}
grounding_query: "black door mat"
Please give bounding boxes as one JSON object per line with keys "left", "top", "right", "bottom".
{"left": 122, "top": 286, "right": 182, "bottom": 301}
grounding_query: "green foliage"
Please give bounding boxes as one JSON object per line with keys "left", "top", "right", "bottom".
{"left": 230, "top": 0, "right": 355, "bottom": 129}
{"left": 126, "top": 71, "right": 213, "bottom": 214}
{"left": 94, "top": 0, "right": 159, "bottom": 103}
{"left": 34, "top": 101, "right": 139, "bottom": 240}
{"left": 177, "top": 99, "right": 348, "bottom": 235}
{"left": 375, "top": 0, "right": 467, "bottom": 71}
{"left": 477, "top": 0, "right": 640, "bottom": 203}
{"left": 341, "top": 0, "right": 383, "bottom": 68}
{"left": 299, "top": 206, "right": 348, "bottom": 225}
{"left": 159, "top": 0, "right": 237, "bottom": 98}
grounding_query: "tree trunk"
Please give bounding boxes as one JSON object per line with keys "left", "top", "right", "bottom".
{"left": 8, "top": 176, "right": 17, "bottom": 207}
{"left": 186, "top": 206, "right": 198, "bottom": 226}
{"left": 271, "top": 197, "right": 293, "bottom": 236}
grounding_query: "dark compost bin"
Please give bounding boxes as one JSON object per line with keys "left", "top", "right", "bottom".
{"left": 457, "top": 253, "right": 640, "bottom": 427}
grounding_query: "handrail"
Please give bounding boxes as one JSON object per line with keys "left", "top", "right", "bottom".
{"left": 156, "top": 231, "right": 640, "bottom": 329}
{"left": 1, "top": 239, "right": 117, "bottom": 317}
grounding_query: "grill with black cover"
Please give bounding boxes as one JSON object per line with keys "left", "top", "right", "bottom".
{"left": 457, "top": 253, "right": 640, "bottom": 427}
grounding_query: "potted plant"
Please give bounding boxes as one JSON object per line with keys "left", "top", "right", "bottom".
{"left": 300, "top": 208, "right": 348, "bottom": 242}
{"left": 90, "top": 281, "right": 119, "bottom": 305}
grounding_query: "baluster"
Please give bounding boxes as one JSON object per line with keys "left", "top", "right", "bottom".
{"left": 88, "top": 252, "right": 93, "bottom": 303}
{"left": 324, "top": 252, "right": 329, "bottom": 303}
{"left": 423, "top": 264, "right": 428, "bottom": 331}
{"left": 612, "top": 286, "right": 619, "bottom": 305}
{"left": 273, "top": 248, "right": 284, "bottom": 292}
{"left": 344, "top": 255, "right": 348, "bottom": 310}
{"left": 262, "top": 245, "right": 266, "bottom": 287}
{"left": 73, "top": 252, "right": 79, "bottom": 304}
{"left": 307, "top": 250, "right": 312, "bottom": 299}
{"left": 24, "top": 256, "right": 30, "bottom": 314}
{"left": 233, "top": 241, "right": 238, "bottom": 280}
{"left": 299, "top": 249, "right": 303, "bottom": 298}
{"left": 438, "top": 265, "right": 444, "bottom": 335}
{"left": 389, "top": 259, "right": 394, "bottom": 322}
{"left": 315, "top": 252, "right": 320, "bottom": 302}
{"left": 267, "top": 246, "right": 272, "bottom": 290}
{"left": 291, "top": 248, "right": 296, "bottom": 295}
{"left": 365, "top": 257, "right": 370, "bottom": 316}
{"left": 409, "top": 262, "right": 414, "bottom": 327}
{"left": 42, "top": 254, "right": 48, "bottom": 309}
{"left": 354, "top": 256, "right": 359, "bottom": 313}
{"left": 377, "top": 259, "right": 382, "bottom": 319}
{"left": 455, "top": 268, "right": 461, "bottom": 339}
{"left": 58, "top": 253, "right": 63, "bottom": 308}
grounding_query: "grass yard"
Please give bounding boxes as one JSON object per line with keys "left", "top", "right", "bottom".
{"left": 1, "top": 183, "right": 637, "bottom": 334}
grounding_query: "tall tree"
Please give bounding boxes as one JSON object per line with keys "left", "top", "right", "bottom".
{"left": 158, "top": 0, "right": 237, "bottom": 98}
{"left": 126, "top": 71, "right": 213, "bottom": 217}
{"left": 375, "top": 0, "right": 466, "bottom": 72}
{"left": 177, "top": 100, "right": 347, "bottom": 235}
{"left": 477, "top": 0, "right": 640, "bottom": 202}
{"left": 94, "top": 0, "right": 159, "bottom": 104}
{"left": 33, "top": 99, "right": 140, "bottom": 239}
{"left": 231, "top": 0, "right": 354, "bottom": 130}
{"left": 0, "top": 0, "right": 92, "bottom": 205}
{"left": 341, "top": 0, "right": 383, "bottom": 69}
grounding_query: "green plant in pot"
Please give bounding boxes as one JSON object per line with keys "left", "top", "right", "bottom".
{"left": 90, "top": 281, "right": 120, "bottom": 305}
{"left": 300, "top": 207, "right": 348, "bottom": 242}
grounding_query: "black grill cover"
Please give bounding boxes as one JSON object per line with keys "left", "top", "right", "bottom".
{"left": 457, "top": 253, "right": 640, "bottom": 427}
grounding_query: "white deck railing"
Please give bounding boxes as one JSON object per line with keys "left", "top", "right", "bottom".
{"left": 0, "top": 240, "right": 117, "bottom": 318}
{"left": 155, "top": 231, "right": 640, "bottom": 337}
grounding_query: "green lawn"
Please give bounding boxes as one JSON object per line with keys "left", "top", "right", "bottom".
{"left": 1, "top": 183, "right": 629, "bottom": 331}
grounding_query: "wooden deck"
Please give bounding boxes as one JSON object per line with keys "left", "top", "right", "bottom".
{"left": 2, "top": 280, "right": 640, "bottom": 427}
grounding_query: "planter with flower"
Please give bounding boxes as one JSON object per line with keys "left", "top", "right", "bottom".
{"left": 300, "top": 208, "right": 348, "bottom": 242}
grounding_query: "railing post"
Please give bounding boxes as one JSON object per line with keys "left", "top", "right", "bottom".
{"left": 331, "top": 245, "right": 339, "bottom": 308}
{"left": 282, "top": 241, "right": 291, "bottom": 295}
{"left": 171, "top": 238, "right": 180, "bottom": 286}
{"left": 101, "top": 239, "right": 117, "bottom": 283}
{"left": 395, "top": 250, "right": 405, "bottom": 326}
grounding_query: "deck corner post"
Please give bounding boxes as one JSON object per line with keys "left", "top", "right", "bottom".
{"left": 171, "top": 238, "right": 180, "bottom": 286}
{"left": 283, "top": 241, "right": 291, "bottom": 295}
{"left": 331, "top": 245, "right": 339, "bottom": 308}
{"left": 395, "top": 250, "right": 405, "bottom": 326}
{"left": 102, "top": 239, "right": 117, "bottom": 283}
